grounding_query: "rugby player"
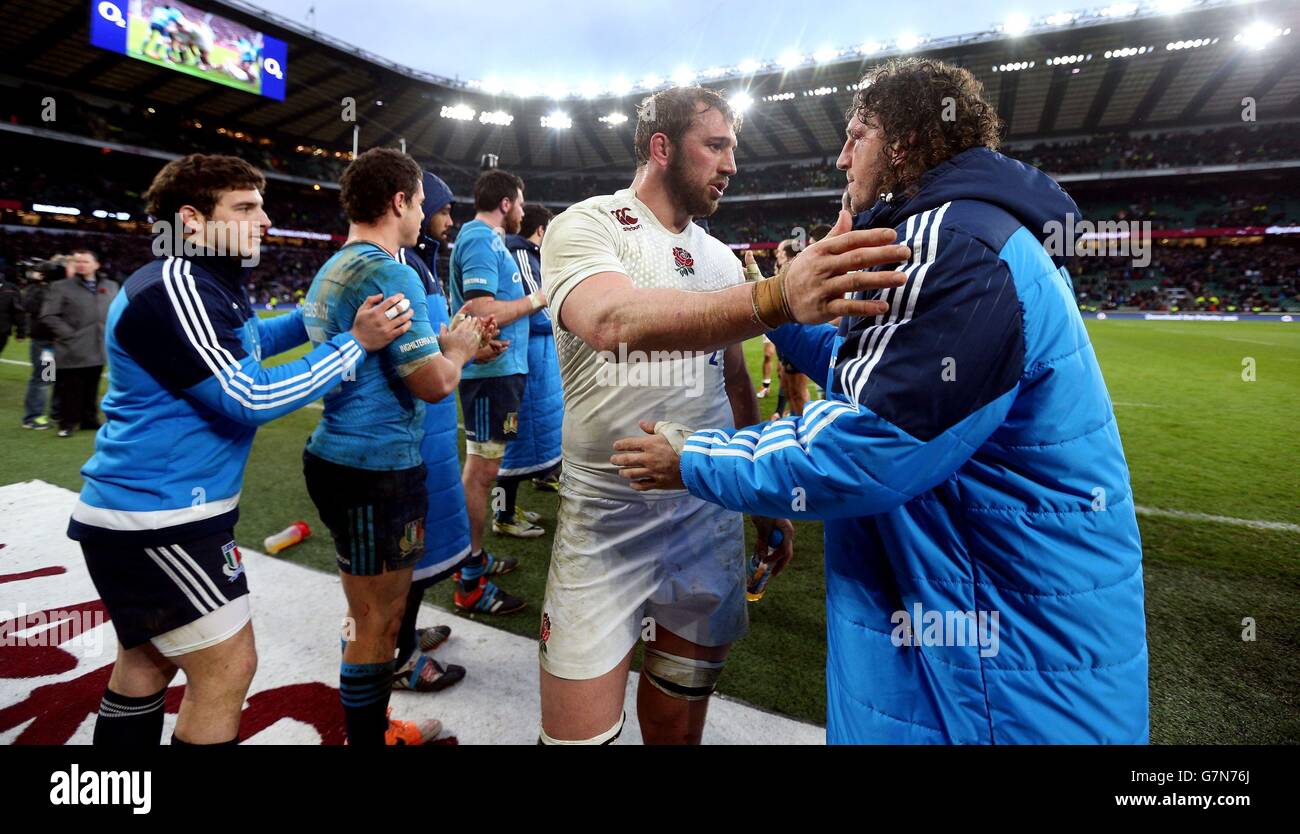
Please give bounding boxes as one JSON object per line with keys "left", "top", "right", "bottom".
{"left": 537, "top": 85, "right": 910, "bottom": 744}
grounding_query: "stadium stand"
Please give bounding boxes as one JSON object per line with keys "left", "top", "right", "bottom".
{"left": 3, "top": 0, "right": 1299, "bottom": 315}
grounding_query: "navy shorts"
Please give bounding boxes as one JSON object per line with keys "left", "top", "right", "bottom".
{"left": 459, "top": 374, "right": 526, "bottom": 444}
{"left": 303, "top": 450, "right": 427, "bottom": 576}
{"left": 81, "top": 528, "right": 249, "bottom": 650}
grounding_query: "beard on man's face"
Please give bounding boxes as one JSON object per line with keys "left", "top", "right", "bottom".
{"left": 666, "top": 151, "right": 719, "bottom": 218}
{"left": 503, "top": 211, "right": 522, "bottom": 235}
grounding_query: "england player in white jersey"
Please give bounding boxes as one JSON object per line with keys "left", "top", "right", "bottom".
{"left": 538, "top": 86, "right": 915, "bottom": 744}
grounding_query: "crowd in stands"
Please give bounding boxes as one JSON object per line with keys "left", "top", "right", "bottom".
{"left": 5, "top": 90, "right": 1299, "bottom": 312}
{"left": 1070, "top": 241, "right": 1300, "bottom": 312}
{"left": 1012, "top": 121, "right": 1299, "bottom": 175}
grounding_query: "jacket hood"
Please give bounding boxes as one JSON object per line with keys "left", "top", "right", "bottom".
{"left": 421, "top": 172, "right": 454, "bottom": 217}
{"left": 503, "top": 233, "right": 536, "bottom": 253}
{"left": 855, "top": 147, "right": 1080, "bottom": 266}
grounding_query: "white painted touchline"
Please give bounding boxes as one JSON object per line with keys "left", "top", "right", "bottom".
{"left": 1135, "top": 505, "right": 1300, "bottom": 534}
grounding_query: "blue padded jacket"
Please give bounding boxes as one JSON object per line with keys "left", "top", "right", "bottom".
{"left": 680, "top": 147, "right": 1147, "bottom": 743}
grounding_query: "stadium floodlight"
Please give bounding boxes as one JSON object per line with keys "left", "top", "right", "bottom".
{"left": 609, "top": 76, "right": 632, "bottom": 96}
{"left": 93, "top": 210, "right": 108, "bottom": 218}
{"left": 1235, "top": 22, "right": 1286, "bottom": 50}
{"left": 481, "top": 78, "right": 505, "bottom": 95}
{"left": 639, "top": 74, "right": 662, "bottom": 90}
{"left": 599, "top": 112, "right": 629, "bottom": 125}
{"left": 440, "top": 104, "right": 477, "bottom": 121}
{"left": 541, "top": 111, "right": 572, "bottom": 129}
{"left": 546, "top": 81, "right": 569, "bottom": 100}
{"left": 729, "top": 91, "right": 754, "bottom": 113}
{"left": 699, "top": 66, "right": 727, "bottom": 79}
{"left": 814, "top": 46, "right": 839, "bottom": 64}
{"left": 859, "top": 41, "right": 882, "bottom": 55}
{"left": 1100, "top": 3, "right": 1138, "bottom": 17}
{"left": 579, "top": 80, "right": 602, "bottom": 99}
{"left": 1044, "top": 12, "right": 1076, "bottom": 26}
{"left": 896, "top": 33, "right": 921, "bottom": 51}
{"left": 514, "top": 78, "right": 538, "bottom": 98}
{"left": 479, "top": 110, "right": 514, "bottom": 126}
{"left": 115, "top": 212, "right": 130, "bottom": 221}
{"left": 672, "top": 66, "right": 695, "bottom": 86}
{"left": 33, "top": 203, "right": 81, "bottom": 216}
{"left": 738, "top": 59, "right": 761, "bottom": 75}
{"left": 1003, "top": 14, "right": 1030, "bottom": 36}
{"left": 777, "top": 50, "right": 803, "bottom": 70}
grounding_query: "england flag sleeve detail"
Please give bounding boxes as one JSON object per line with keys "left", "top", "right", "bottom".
{"left": 680, "top": 222, "right": 1026, "bottom": 520}
{"left": 117, "top": 258, "right": 362, "bottom": 426}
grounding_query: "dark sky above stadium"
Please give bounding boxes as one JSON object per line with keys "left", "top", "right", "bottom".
{"left": 247, "top": 0, "right": 1091, "bottom": 88}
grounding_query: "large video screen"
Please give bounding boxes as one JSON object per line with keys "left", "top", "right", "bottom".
{"left": 89, "top": 0, "right": 287, "bottom": 100}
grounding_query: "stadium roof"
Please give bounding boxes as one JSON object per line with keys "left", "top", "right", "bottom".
{"left": 5, "top": 0, "right": 1299, "bottom": 173}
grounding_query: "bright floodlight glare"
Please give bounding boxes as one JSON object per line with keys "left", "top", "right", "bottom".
{"left": 481, "top": 78, "right": 504, "bottom": 95}
{"left": 440, "top": 104, "right": 476, "bottom": 121}
{"left": 859, "top": 41, "right": 882, "bottom": 54}
{"left": 542, "top": 111, "right": 572, "bottom": 129}
{"left": 1004, "top": 13, "right": 1030, "bottom": 35}
{"left": 896, "top": 33, "right": 920, "bottom": 51}
{"left": 778, "top": 50, "right": 803, "bottom": 70}
{"left": 814, "top": 46, "right": 838, "bottom": 63}
{"left": 729, "top": 91, "right": 754, "bottom": 113}
{"left": 603, "top": 112, "right": 628, "bottom": 125}
{"left": 479, "top": 110, "right": 513, "bottom": 126}
{"left": 1237, "top": 21, "right": 1281, "bottom": 49}
{"left": 672, "top": 66, "right": 695, "bottom": 85}
{"left": 1101, "top": 3, "right": 1138, "bottom": 16}
{"left": 610, "top": 76, "right": 632, "bottom": 96}
{"left": 640, "top": 74, "right": 662, "bottom": 90}
{"left": 579, "top": 80, "right": 601, "bottom": 99}
{"left": 738, "top": 58, "right": 761, "bottom": 74}
{"left": 546, "top": 82, "right": 568, "bottom": 100}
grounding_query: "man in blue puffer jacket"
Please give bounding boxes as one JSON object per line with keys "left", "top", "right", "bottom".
{"left": 610, "top": 58, "right": 1148, "bottom": 743}
{"left": 388, "top": 172, "right": 520, "bottom": 693}
{"left": 495, "top": 205, "right": 564, "bottom": 537}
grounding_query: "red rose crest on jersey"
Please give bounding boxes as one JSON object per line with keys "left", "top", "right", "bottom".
{"left": 673, "top": 247, "right": 695, "bottom": 277}
{"left": 610, "top": 208, "right": 640, "bottom": 230}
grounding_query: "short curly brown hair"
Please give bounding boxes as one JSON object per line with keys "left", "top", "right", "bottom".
{"left": 144, "top": 154, "right": 266, "bottom": 219}
{"left": 849, "top": 58, "right": 1003, "bottom": 199}
{"left": 634, "top": 86, "right": 741, "bottom": 167}
{"left": 340, "top": 148, "right": 422, "bottom": 224}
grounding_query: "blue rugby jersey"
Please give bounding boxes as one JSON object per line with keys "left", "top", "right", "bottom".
{"left": 302, "top": 241, "right": 442, "bottom": 471}
{"left": 69, "top": 254, "right": 363, "bottom": 546}
{"left": 449, "top": 219, "right": 528, "bottom": 379}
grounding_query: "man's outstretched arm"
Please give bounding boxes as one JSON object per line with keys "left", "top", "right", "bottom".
{"left": 548, "top": 210, "right": 911, "bottom": 354}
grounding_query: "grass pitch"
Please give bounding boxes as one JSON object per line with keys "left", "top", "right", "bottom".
{"left": 1, "top": 317, "right": 1295, "bottom": 742}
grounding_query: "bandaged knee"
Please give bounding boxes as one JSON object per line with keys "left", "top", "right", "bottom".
{"left": 642, "top": 648, "right": 724, "bottom": 701}
{"left": 466, "top": 439, "right": 506, "bottom": 459}
{"left": 538, "top": 710, "right": 625, "bottom": 745}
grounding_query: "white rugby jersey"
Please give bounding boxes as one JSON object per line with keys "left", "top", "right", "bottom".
{"left": 541, "top": 188, "right": 744, "bottom": 499}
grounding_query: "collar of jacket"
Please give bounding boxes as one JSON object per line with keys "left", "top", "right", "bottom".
{"left": 416, "top": 235, "right": 442, "bottom": 278}
{"left": 182, "top": 252, "right": 248, "bottom": 294}
{"left": 504, "top": 233, "right": 537, "bottom": 254}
